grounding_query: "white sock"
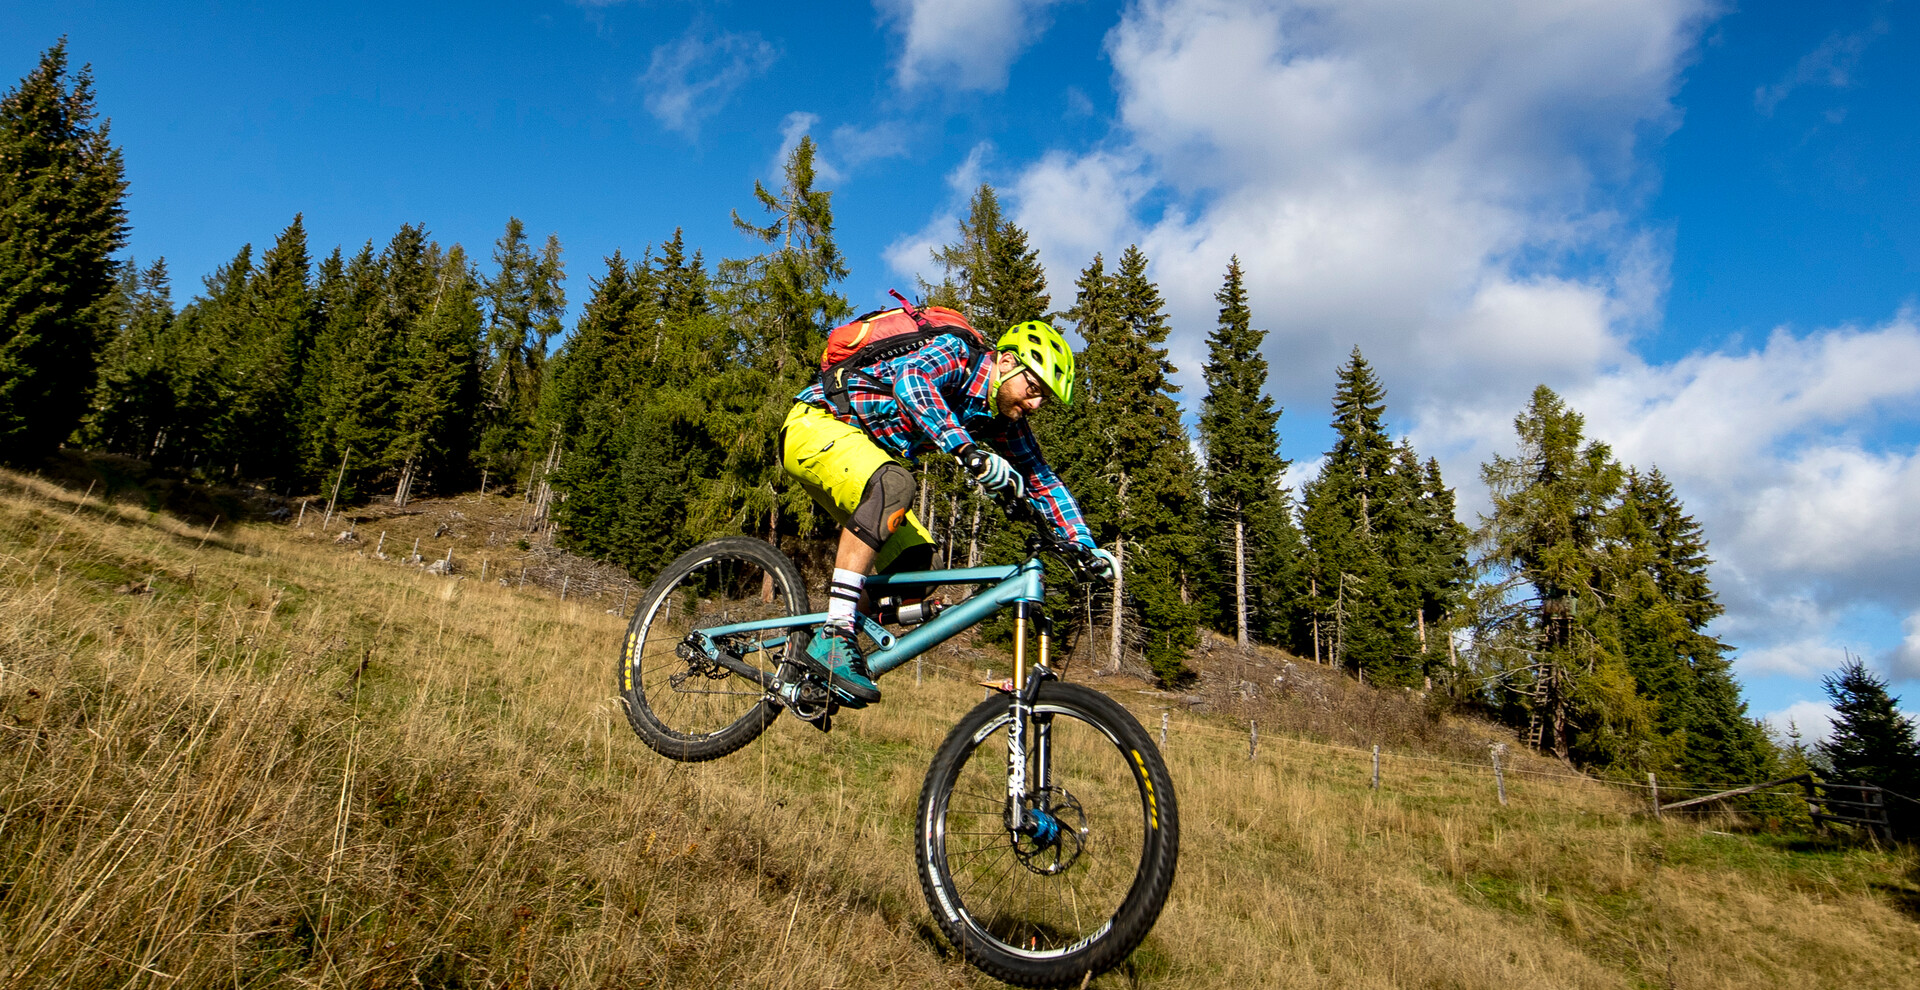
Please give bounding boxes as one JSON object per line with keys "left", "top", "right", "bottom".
{"left": 827, "top": 567, "right": 865, "bottom": 632}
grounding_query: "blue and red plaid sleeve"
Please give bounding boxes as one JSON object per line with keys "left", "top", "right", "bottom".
{"left": 998, "top": 420, "right": 1096, "bottom": 550}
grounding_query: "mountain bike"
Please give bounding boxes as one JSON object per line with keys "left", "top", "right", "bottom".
{"left": 617, "top": 491, "right": 1180, "bottom": 988}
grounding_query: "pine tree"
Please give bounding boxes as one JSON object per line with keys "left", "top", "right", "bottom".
{"left": 1055, "top": 246, "right": 1202, "bottom": 684}
{"left": 1819, "top": 659, "right": 1920, "bottom": 836}
{"left": 712, "top": 135, "right": 850, "bottom": 543}
{"left": 1300, "top": 349, "right": 1417, "bottom": 683}
{"left": 1198, "top": 257, "right": 1293, "bottom": 652}
{"left": 82, "top": 258, "right": 175, "bottom": 458}
{"left": 0, "top": 40, "right": 130, "bottom": 462}
{"left": 1477, "top": 385, "right": 1647, "bottom": 762}
{"left": 242, "top": 214, "right": 315, "bottom": 485}
{"left": 929, "top": 185, "right": 1003, "bottom": 327}
{"left": 479, "top": 218, "right": 566, "bottom": 490}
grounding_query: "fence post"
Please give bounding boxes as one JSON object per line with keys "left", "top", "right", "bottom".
{"left": 1160, "top": 711, "right": 1168, "bottom": 749}
{"left": 375, "top": 531, "right": 386, "bottom": 556}
{"left": 1491, "top": 744, "right": 1508, "bottom": 806}
{"left": 1648, "top": 772, "right": 1662, "bottom": 819}
{"left": 1371, "top": 745, "right": 1381, "bottom": 790}
{"left": 561, "top": 575, "right": 570, "bottom": 601}
{"left": 1249, "top": 720, "right": 1257, "bottom": 760}
{"left": 296, "top": 501, "right": 307, "bottom": 527}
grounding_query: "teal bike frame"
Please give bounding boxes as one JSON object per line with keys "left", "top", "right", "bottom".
{"left": 690, "top": 559, "right": 1047, "bottom": 680}
{"left": 691, "top": 554, "right": 1058, "bottom": 835}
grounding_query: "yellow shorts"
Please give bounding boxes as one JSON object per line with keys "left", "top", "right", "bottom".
{"left": 782, "top": 402, "right": 933, "bottom": 572}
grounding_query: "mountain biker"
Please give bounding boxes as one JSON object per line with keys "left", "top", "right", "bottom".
{"left": 782, "top": 318, "right": 1115, "bottom": 705}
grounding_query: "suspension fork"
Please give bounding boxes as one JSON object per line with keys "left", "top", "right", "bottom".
{"left": 1006, "top": 604, "right": 1056, "bottom": 834}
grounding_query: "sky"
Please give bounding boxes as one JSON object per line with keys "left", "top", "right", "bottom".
{"left": 7, "top": 0, "right": 1918, "bottom": 742}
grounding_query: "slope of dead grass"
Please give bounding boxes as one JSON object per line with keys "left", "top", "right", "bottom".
{"left": 1, "top": 469, "right": 1916, "bottom": 989}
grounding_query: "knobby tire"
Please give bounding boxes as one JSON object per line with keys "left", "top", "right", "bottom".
{"left": 618, "top": 537, "right": 806, "bottom": 762}
{"left": 916, "top": 681, "right": 1179, "bottom": 987}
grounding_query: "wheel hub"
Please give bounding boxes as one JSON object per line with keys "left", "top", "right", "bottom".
{"left": 1011, "top": 787, "right": 1087, "bottom": 875}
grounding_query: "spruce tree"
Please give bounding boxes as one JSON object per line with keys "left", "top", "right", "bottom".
{"left": 712, "top": 135, "right": 850, "bottom": 543}
{"left": 546, "top": 250, "right": 653, "bottom": 560}
{"left": 1609, "top": 468, "right": 1771, "bottom": 782}
{"left": 1300, "top": 349, "right": 1417, "bottom": 683}
{"left": 929, "top": 184, "right": 1003, "bottom": 327}
{"left": 243, "top": 214, "right": 315, "bottom": 485}
{"left": 390, "top": 241, "right": 483, "bottom": 502}
{"left": 301, "top": 244, "right": 380, "bottom": 488}
{"left": 0, "top": 40, "right": 129, "bottom": 462}
{"left": 980, "top": 216, "right": 1049, "bottom": 336}
{"left": 166, "top": 246, "right": 254, "bottom": 475}
{"left": 1819, "top": 659, "right": 1920, "bottom": 836}
{"left": 1056, "top": 246, "right": 1201, "bottom": 684}
{"left": 927, "top": 190, "right": 1054, "bottom": 593}
{"left": 479, "top": 218, "right": 566, "bottom": 490}
{"left": 83, "top": 258, "right": 175, "bottom": 458}
{"left": 1198, "top": 257, "right": 1293, "bottom": 651}
{"left": 1478, "top": 385, "right": 1648, "bottom": 762}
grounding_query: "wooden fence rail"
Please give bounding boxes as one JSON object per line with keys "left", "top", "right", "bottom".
{"left": 1648, "top": 772, "right": 1891, "bottom": 841}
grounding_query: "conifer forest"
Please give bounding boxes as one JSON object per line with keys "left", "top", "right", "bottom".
{"left": 3, "top": 40, "right": 1830, "bottom": 793}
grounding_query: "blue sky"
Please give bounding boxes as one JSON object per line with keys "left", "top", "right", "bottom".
{"left": 8, "top": 0, "right": 1919, "bottom": 737}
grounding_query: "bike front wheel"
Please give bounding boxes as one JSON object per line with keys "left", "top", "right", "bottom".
{"left": 619, "top": 537, "right": 807, "bottom": 762}
{"left": 916, "top": 681, "right": 1179, "bottom": 987}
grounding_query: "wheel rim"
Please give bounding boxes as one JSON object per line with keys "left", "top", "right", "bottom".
{"left": 628, "top": 552, "right": 790, "bottom": 740}
{"left": 928, "top": 702, "right": 1153, "bottom": 960}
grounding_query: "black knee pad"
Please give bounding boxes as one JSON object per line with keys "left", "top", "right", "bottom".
{"left": 847, "top": 463, "right": 915, "bottom": 550}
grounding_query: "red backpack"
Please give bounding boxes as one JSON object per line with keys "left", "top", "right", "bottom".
{"left": 819, "top": 289, "right": 987, "bottom": 415}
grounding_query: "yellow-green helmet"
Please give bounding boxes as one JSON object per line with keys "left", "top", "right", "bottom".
{"left": 997, "top": 320, "right": 1075, "bottom": 406}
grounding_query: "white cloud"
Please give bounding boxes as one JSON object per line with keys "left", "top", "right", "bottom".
{"left": 829, "top": 120, "right": 913, "bottom": 171}
{"left": 1010, "top": 150, "right": 1152, "bottom": 275}
{"left": 1889, "top": 612, "right": 1920, "bottom": 682}
{"left": 640, "top": 26, "right": 778, "bottom": 135}
{"left": 1763, "top": 700, "right": 1835, "bottom": 746}
{"left": 870, "top": 0, "right": 1920, "bottom": 698}
{"left": 876, "top": 0, "right": 1063, "bottom": 92}
{"left": 1754, "top": 18, "right": 1887, "bottom": 115}
{"left": 765, "top": 115, "right": 915, "bottom": 191}
{"left": 1547, "top": 315, "right": 1920, "bottom": 681}
{"left": 958, "top": 0, "right": 1920, "bottom": 692}
{"left": 995, "top": 0, "right": 1704, "bottom": 420}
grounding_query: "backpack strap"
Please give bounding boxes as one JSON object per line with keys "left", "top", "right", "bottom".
{"left": 819, "top": 331, "right": 989, "bottom": 418}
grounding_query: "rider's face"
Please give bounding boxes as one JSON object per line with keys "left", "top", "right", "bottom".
{"left": 994, "top": 355, "right": 1050, "bottom": 420}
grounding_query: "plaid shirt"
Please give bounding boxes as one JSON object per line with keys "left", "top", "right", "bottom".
{"left": 796, "top": 333, "right": 1094, "bottom": 549}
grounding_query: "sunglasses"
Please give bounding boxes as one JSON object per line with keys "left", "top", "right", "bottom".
{"left": 1016, "top": 367, "right": 1051, "bottom": 404}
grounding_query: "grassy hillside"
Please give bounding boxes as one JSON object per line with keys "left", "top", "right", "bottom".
{"left": 2, "top": 469, "right": 1916, "bottom": 989}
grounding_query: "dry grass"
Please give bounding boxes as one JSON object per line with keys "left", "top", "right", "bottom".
{"left": 2, "top": 469, "right": 1916, "bottom": 989}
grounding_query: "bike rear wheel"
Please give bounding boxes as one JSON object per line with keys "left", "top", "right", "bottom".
{"left": 618, "top": 537, "right": 807, "bottom": 762}
{"left": 916, "top": 681, "right": 1179, "bottom": 987}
